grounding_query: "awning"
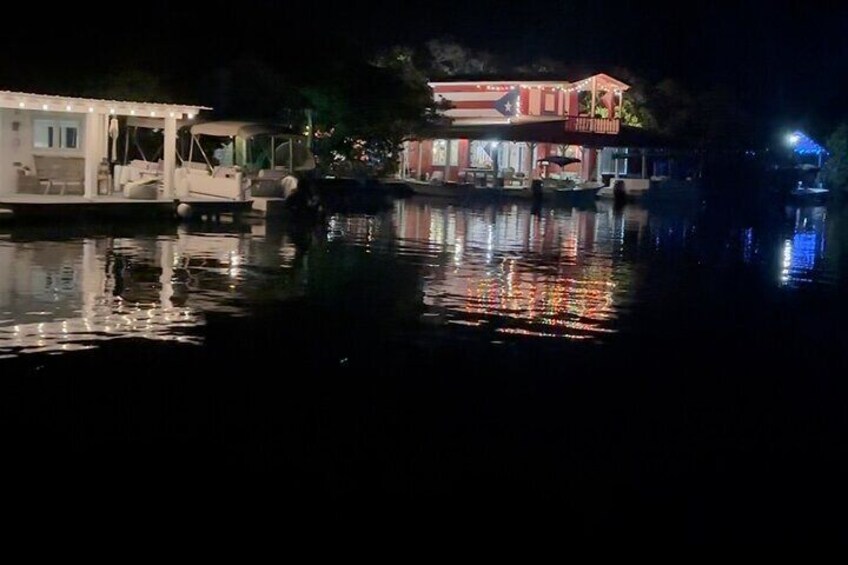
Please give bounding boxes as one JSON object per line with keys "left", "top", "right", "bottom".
{"left": 789, "top": 131, "right": 828, "bottom": 156}
{"left": 190, "top": 120, "right": 297, "bottom": 138}
{"left": 125, "top": 116, "right": 189, "bottom": 130}
{"left": 414, "top": 120, "right": 670, "bottom": 148}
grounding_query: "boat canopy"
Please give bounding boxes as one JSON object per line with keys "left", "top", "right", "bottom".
{"left": 125, "top": 116, "right": 190, "bottom": 130}
{"left": 190, "top": 120, "right": 296, "bottom": 138}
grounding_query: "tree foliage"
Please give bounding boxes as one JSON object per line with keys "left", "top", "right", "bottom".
{"left": 302, "top": 53, "right": 443, "bottom": 177}
{"left": 425, "top": 39, "right": 499, "bottom": 78}
{"left": 822, "top": 124, "right": 848, "bottom": 189}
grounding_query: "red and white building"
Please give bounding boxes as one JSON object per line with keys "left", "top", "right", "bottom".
{"left": 402, "top": 73, "right": 640, "bottom": 187}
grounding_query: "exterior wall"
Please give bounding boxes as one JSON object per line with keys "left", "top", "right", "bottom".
{"left": 520, "top": 86, "right": 564, "bottom": 119}
{"left": 567, "top": 91, "right": 579, "bottom": 117}
{"left": 0, "top": 108, "right": 87, "bottom": 195}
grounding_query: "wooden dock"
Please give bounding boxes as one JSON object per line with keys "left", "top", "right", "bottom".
{"left": 0, "top": 194, "right": 253, "bottom": 222}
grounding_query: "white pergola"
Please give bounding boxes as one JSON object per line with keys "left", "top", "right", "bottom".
{"left": 0, "top": 90, "right": 210, "bottom": 199}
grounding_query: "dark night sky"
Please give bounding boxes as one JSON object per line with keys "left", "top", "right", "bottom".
{"left": 2, "top": 1, "right": 847, "bottom": 135}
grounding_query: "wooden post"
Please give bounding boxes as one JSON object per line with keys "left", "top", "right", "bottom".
{"left": 641, "top": 151, "right": 647, "bottom": 180}
{"left": 163, "top": 115, "right": 177, "bottom": 200}
{"left": 590, "top": 76, "right": 597, "bottom": 119}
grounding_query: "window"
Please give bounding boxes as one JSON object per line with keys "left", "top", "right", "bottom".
{"left": 33, "top": 119, "right": 80, "bottom": 149}
{"left": 432, "top": 140, "right": 459, "bottom": 167}
{"left": 469, "top": 141, "right": 494, "bottom": 169}
{"left": 432, "top": 140, "right": 446, "bottom": 166}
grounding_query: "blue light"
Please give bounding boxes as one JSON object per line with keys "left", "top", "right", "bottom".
{"left": 787, "top": 130, "right": 828, "bottom": 156}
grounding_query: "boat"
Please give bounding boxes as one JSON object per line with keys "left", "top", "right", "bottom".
{"left": 548, "top": 185, "right": 602, "bottom": 206}
{"left": 788, "top": 185, "right": 830, "bottom": 205}
{"left": 177, "top": 120, "right": 314, "bottom": 202}
{"left": 405, "top": 179, "right": 473, "bottom": 198}
{"left": 597, "top": 179, "right": 650, "bottom": 201}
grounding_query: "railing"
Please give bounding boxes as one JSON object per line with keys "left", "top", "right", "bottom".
{"left": 564, "top": 117, "right": 621, "bottom": 135}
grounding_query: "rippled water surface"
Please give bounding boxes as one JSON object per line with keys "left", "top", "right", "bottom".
{"left": 1, "top": 198, "right": 838, "bottom": 355}
{"left": 3, "top": 196, "right": 847, "bottom": 538}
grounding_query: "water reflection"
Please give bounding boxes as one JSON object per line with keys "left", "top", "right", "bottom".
{"left": 331, "top": 199, "right": 657, "bottom": 340}
{"left": 0, "top": 223, "right": 311, "bottom": 357}
{"left": 0, "top": 197, "right": 840, "bottom": 356}
{"left": 778, "top": 205, "right": 829, "bottom": 287}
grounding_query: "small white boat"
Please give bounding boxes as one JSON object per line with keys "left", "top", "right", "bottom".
{"left": 788, "top": 186, "right": 829, "bottom": 204}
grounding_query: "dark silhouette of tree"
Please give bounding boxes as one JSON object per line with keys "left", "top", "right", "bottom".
{"left": 822, "top": 124, "right": 848, "bottom": 189}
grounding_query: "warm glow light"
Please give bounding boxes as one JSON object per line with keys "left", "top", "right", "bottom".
{"left": 65, "top": 105, "right": 71, "bottom": 111}
{"left": 169, "top": 111, "right": 175, "bottom": 117}
{"left": 187, "top": 113, "right": 195, "bottom": 119}
{"left": 110, "top": 108, "right": 115, "bottom": 114}
{"left": 88, "top": 107, "right": 94, "bottom": 112}
{"left": 42, "top": 104, "right": 48, "bottom": 110}
{"left": 18, "top": 102, "right": 24, "bottom": 108}
{"left": 150, "top": 111, "right": 156, "bottom": 116}
{"left": 130, "top": 109, "right": 135, "bottom": 115}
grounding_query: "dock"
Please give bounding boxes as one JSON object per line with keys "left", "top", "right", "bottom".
{"left": 0, "top": 194, "right": 253, "bottom": 222}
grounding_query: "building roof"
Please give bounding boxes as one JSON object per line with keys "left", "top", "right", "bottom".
{"left": 429, "top": 73, "right": 630, "bottom": 92}
{"left": 0, "top": 89, "right": 208, "bottom": 117}
{"left": 415, "top": 120, "right": 668, "bottom": 148}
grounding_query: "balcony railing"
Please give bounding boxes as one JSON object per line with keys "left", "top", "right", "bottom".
{"left": 564, "top": 117, "right": 621, "bottom": 135}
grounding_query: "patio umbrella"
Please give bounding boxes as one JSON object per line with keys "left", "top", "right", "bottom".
{"left": 537, "top": 155, "right": 580, "bottom": 167}
{"left": 109, "top": 117, "right": 119, "bottom": 162}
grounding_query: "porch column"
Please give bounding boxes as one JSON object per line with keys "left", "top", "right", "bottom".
{"left": 163, "top": 115, "right": 177, "bottom": 199}
{"left": 641, "top": 151, "right": 647, "bottom": 180}
{"left": 523, "top": 142, "right": 534, "bottom": 182}
{"left": 401, "top": 141, "right": 409, "bottom": 179}
{"left": 590, "top": 76, "right": 597, "bottom": 118}
{"left": 596, "top": 149, "right": 602, "bottom": 182}
{"left": 84, "top": 112, "right": 101, "bottom": 199}
{"left": 445, "top": 140, "right": 452, "bottom": 183}
{"left": 614, "top": 153, "right": 620, "bottom": 180}
{"left": 417, "top": 141, "right": 423, "bottom": 180}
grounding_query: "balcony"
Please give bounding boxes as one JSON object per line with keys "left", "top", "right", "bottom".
{"left": 564, "top": 117, "right": 621, "bottom": 135}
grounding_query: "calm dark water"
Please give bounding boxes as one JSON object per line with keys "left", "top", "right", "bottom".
{"left": 2, "top": 196, "right": 848, "bottom": 538}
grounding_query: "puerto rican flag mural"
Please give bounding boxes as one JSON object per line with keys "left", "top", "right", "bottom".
{"left": 433, "top": 85, "right": 521, "bottom": 121}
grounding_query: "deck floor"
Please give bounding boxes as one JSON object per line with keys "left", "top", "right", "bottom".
{"left": 0, "top": 193, "right": 252, "bottom": 221}
{"left": 0, "top": 194, "right": 246, "bottom": 205}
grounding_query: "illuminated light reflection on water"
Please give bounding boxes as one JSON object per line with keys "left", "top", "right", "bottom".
{"left": 0, "top": 198, "right": 840, "bottom": 356}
